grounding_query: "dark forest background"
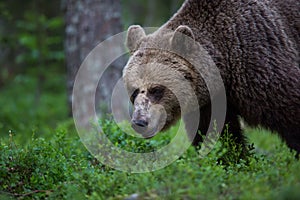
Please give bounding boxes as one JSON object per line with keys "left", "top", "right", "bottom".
{"left": 0, "top": 0, "right": 183, "bottom": 142}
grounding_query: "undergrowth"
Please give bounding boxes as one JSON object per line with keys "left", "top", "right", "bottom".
{"left": 0, "top": 119, "right": 299, "bottom": 200}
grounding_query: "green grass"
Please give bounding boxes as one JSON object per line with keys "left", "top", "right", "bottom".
{"left": 0, "top": 120, "right": 299, "bottom": 200}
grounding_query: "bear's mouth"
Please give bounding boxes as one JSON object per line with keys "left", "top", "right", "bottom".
{"left": 131, "top": 123, "right": 158, "bottom": 139}
{"left": 141, "top": 132, "right": 156, "bottom": 139}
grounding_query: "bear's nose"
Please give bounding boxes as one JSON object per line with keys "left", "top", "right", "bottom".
{"left": 132, "top": 119, "right": 148, "bottom": 127}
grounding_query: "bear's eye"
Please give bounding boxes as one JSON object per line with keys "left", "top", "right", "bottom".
{"left": 148, "top": 86, "right": 165, "bottom": 102}
{"left": 130, "top": 89, "right": 139, "bottom": 103}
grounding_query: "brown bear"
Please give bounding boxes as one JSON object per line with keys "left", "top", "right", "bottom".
{"left": 122, "top": 0, "right": 300, "bottom": 154}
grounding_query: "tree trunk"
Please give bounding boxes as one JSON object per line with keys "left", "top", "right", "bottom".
{"left": 63, "top": 0, "right": 124, "bottom": 120}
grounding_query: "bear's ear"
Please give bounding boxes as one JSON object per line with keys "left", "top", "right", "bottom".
{"left": 126, "top": 25, "right": 146, "bottom": 54}
{"left": 171, "top": 25, "right": 195, "bottom": 54}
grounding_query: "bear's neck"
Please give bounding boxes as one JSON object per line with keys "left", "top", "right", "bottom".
{"left": 163, "top": 0, "right": 224, "bottom": 33}
{"left": 162, "top": 0, "right": 231, "bottom": 86}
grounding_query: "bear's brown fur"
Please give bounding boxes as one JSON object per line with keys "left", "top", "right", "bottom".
{"left": 123, "top": 0, "right": 300, "bottom": 154}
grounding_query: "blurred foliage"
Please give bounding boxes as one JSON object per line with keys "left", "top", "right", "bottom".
{"left": 0, "top": 0, "right": 66, "bottom": 141}
{"left": 121, "top": 0, "right": 184, "bottom": 28}
{"left": 0, "top": 0, "right": 64, "bottom": 80}
{"left": 15, "top": 13, "right": 64, "bottom": 66}
{"left": 0, "top": 71, "right": 68, "bottom": 143}
{"left": 0, "top": 0, "right": 183, "bottom": 85}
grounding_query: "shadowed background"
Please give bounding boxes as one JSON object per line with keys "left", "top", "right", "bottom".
{"left": 0, "top": 0, "right": 183, "bottom": 142}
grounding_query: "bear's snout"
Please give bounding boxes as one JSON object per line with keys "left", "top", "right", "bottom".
{"left": 129, "top": 89, "right": 168, "bottom": 138}
{"left": 131, "top": 94, "right": 154, "bottom": 137}
{"left": 131, "top": 108, "right": 149, "bottom": 129}
{"left": 131, "top": 106, "right": 151, "bottom": 136}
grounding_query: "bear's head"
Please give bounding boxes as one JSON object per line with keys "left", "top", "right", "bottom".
{"left": 123, "top": 25, "right": 207, "bottom": 138}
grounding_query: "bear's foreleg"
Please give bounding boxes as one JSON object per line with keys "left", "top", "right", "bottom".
{"left": 184, "top": 103, "right": 247, "bottom": 151}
